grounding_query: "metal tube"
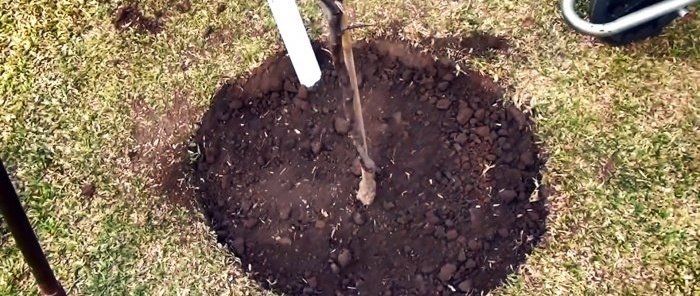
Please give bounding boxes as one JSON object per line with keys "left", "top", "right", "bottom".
{"left": 561, "top": 0, "right": 697, "bottom": 37}
{"left": 0, "top": 160, "right": 66, "bottom": 296}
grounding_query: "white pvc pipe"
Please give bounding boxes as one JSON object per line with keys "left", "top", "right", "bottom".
{"left": 267, "top": 0, "right": 322, "bottom": 87}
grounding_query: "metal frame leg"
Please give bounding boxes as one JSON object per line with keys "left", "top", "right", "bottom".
{"left": 0, "top": 160, "right": 66, "bottom": 296}
{"left": 561, "top": 0, "right": 697, "bottom": 37}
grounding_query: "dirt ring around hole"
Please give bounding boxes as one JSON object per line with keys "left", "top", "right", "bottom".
{"left": 190, "top": 38, "right": 547, "bottom": 296}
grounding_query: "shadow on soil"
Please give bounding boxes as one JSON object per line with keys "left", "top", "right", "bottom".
{"left": 167, "top": 35, "right": 549, "bottom": 295}
{"left": 626, "top": 17, "right": 700, "bottom": 59}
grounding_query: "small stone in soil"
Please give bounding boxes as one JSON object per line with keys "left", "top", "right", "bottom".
{"left": 315, "top": 220, "right": 326, "bottom": 229}
{"left": 457, "top": 250, "right": 467, "bottom": 262}
{"left": 446, "top": 229, "right": 459, "bottom": 240}
{"left": 436, "top": 99, "right": 451, "bottom": 110}
{"left": 383, "top": 201, "right": 396, "bottom": 210}
{"left": 475, "top": 126, "right": 490, "bottom": 138}
{"left": 434, "top": 226, "right": 446, "bottom": 238}
{"left": 330, "top": 262, "right": 340, "bottom": 274}
{"left": 277, "top": 237, "right": 292, "bottom": 245}
{"left": 334, "top": 117, "right": 350, "bottom": 135}
{"left": 337, "top": 248, "right": 352, "bottom": 268}
{"left": 468, "top": 239, "right": 482, "bottom": 251}
{"left": 311, "top": 141, "right": 322, "bottom": 154}
{"left": 458, "top": 279, "right": 473, "bottom": 292}
{"left": 456, "top": 107, "right": 473, "bottom": 125}
{"left": 457, "top": 235, "right": 467, "bottom": 244}
{"left": 475, "top": 109, "right": 486, "bottom": 120}
{"left": 520, "top": 150, "right": 535, "bottom": 166}
{"left": 230, "top": 99, "right": 243, "bottom": 110}
{"left": 437, "top": 81, "right": 450, "bottom": 91}
{"left": 465, "top": 258, "right": 477, "bottom": 269}
{"left": 426, "top": 210, "right": 441, "bottom": 224}
{"left": 392, "top": 112, "right": 403, "bottom": 125}
{"left": 499, "top": 189, "right": 517, "bottom": 203}
{"left": 279, "top": 207, "right": 291, "bottom": 220}
{"left": 498, "top": 228, "right": 509, "bottom": 238}
{"left": 455, "top": 133, "right": 468, "bottom": 144}
{"left": 438, "top": 263, "right": 457, "bottom": 281}
{"left": 353, "top": 212, "right": 366, "bottom": 225}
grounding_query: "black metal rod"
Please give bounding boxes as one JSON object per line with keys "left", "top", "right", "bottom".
{"left": 0, "top": 160, "right": 66, "bottom": 296}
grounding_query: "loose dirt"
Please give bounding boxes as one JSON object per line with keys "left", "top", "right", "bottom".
{"left": 191, "top": 39, "right": 547, "bottom": 295}
{"left": 113, "top": 4, "right": 163, "bottom": 34}
{"left": 130, "top": 93, "right": 200, "bottom": 208}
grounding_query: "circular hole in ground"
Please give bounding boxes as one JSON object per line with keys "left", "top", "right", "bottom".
{"left": 191, "top": 39, "right": 548, "bottom": 296}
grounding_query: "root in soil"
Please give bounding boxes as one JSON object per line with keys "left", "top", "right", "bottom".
{"left": 340, "top": 19, "right": 377, "bottom": 206}
{"left": 190, "top": 38, "right": 548, "bottom": 296}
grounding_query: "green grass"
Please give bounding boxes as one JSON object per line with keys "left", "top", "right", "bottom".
{"left": 1, "top": 0, "right": 698, "bottom": 295}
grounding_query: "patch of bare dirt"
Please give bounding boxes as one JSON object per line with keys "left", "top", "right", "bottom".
{"left": 422, "top": 34, "right": 509, "bottom": 55}
{"left": 129, "top": 92, "right": 200, "bottom": 208}
{"left": 113, "top": 3, "right": 163, "bottom": 34}
{"left": 174, "top": 0, "right": 191, "bottom": 13}
{"left": 187, "top": 38, "right": 547, "bottom": 295}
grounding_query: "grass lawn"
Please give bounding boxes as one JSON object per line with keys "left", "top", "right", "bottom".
{"left": 1, "top": 0, "right": 698, "bottom": 295}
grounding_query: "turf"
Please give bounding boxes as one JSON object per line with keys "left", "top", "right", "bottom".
{"left": 0, "top": 0, "right": 698, "bottom": 295}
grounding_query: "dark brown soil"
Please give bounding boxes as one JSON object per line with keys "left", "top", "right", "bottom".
{"left": 113, "top": 4, "right": 163, "bottom": 34}
{"left": 422, "top": 34, "right": 509, "bottom": 56}
{"left": 191, "top": 39, "right": 547, "bottom": 296}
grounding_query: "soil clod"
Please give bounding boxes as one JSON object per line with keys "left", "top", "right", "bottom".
{"left": 112, "top": 4, "right": 162, "bottom": 34}
{"left": 311, "top": 141, "right": 322, "bottom": 154}
{"left": 230, "top": 99, "right": 243, "bottom": 110}
{"left": 436, "top": 98, "right": 451, "bottom": 110}
{"left": 438, "top": 263, "right": 457, "bottom": 281}
{"left": 446, "top": 229, "right": 459, "bottom": 240}
{"left": 475, "top": 126, "right": 490, "bottom": 138}
{"left": 457, "top": 107, "right": 474, "bottom": 125}
{"left": 337, "top": 248, "right": 353, "bottom": 268}
{"left": 81, "top": 183, "right": 96, "bottom": 198}
{"left": 279, "top": 206, "right": 291, "bottom": 220}
{"left": 297, "top": 85, "right": 309, "bottom": 100}
{"left": 458, "top": 279, "right": 473, "bottom": 292}
{"left": 465, "top": 258, "right": 477, "bottom": 269}
{"left": 334, "top": 117, "right": 350, "bottom": 135}
{"left": 499, "top": 189, "right": 518, "bottom": 202}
